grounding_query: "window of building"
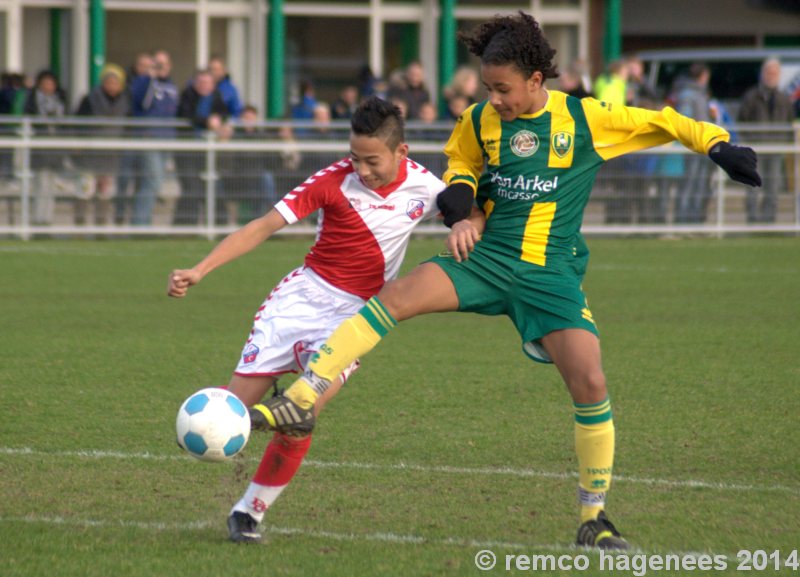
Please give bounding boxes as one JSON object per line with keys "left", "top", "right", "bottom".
{"left": 209, "top": 17, "right": 250, "bottom": 102}
{"left": 106, "top": 11, "right": 196, "bottom": 87}
{"left": 285, "top": 16, "right": 369, "bottom": 106}
{"left": 542, "top": 24, "right": 579, "bottom": 71}
{"left": 383, "top": 21, "right": 420, "bottom": 75}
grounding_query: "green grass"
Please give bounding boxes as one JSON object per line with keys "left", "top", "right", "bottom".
{"left": 1, "top": 236, "right": 798, "bottom": 576}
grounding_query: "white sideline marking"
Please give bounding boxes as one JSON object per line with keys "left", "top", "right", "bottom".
{"left": 3, "top": 446, "right": 799, "bottom": 497}
{"left": 0, "top": 245, "right": 154, "bottom": 257}
{"left": 0, "top": 514, "right": 560, "bottom": 551}
{"left": 0, "top": 514, "right": 727, "bottom": 559}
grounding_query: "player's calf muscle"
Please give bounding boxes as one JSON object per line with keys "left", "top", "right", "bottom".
{"left": 228, "top": 376, "right": 277, "bottom": 406}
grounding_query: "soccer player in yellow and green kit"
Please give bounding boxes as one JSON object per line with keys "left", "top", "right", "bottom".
{"left": 248, "top": 12, "right": 761, "bottom": 549}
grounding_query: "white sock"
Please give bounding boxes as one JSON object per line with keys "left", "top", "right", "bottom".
{"left": 231, "top": 482, "right": 287, "bottom": 523}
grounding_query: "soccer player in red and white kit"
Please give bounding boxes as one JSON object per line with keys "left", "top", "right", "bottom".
{"left": 167, "top": 96, "right": 483, "bottom": 542}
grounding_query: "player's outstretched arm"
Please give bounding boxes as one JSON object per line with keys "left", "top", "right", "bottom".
{"left": 167, "top": 209, "right": 288, "bottom": 298}
{"left": 446, "top": 206, "right": 485, "bottom": 263}
{"left": 708, "top": 141, "right": 762, "bottom": 187}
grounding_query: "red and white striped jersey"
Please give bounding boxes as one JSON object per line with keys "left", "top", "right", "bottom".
{"left": 274, "top": 157, "right": 444, "bottom": 300}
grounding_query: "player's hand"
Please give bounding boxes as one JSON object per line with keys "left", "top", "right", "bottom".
{"left": 445, "top": 219, "right": 481, "bottom": 263}
{"left": 709, "top": 141, "right": 762, "bottom": 187}
{"left": 167, "top": 268, "right": 203, "bottom": 298}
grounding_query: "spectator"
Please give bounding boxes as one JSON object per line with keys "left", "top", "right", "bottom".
{"left": 559, "top": 63, "right": 592, "bottom": 99}
{"left": 0, "top": 72, "right": 28, "bottom": 115}
{"left": 331, "top": 85, "right": 359, "bottom": 120}
{"left": 572, "top": 58, "right": 594, "bottom": 96}
{"left": 594, "top": 59, "right": 628, "bottom": 104}
{"left": 128, "top": 52, "right": 154, "bottom": 83}
{"left": 24, "top": 70, "right": 65, "bottom": 116}
{"left": 0, "top": 73, "right": 28, "bottom": 179}
{"left": 794, "top": 86, "right": 800, "bottom": 119}
{"left": 297, "top": 102, "right": 338, "bottom": 184}
{"left": 594, "top": 61, "right": 628, "bottom": 223}
{"left": 216, "top": 119, "right": 303, "bottom": 226}
{"left": 356, "top": 65, "right": 379, "bottom": 98}
{"left": 115, "top": 52, "right": 153, "bottom": 224}
{"left": 291, "top": 80, "right": 318, "bottom": 120}
{"left": 172, "top": 68, "right": 229, "bottom": 226}
{"left": 446, "top": 95, "right": 470, "bottom": 120}
{"left": 74, "top": 63, "right": 130, "bottom": 226}
{"left": 625, "top": 55, "right": 657, "bottom": 106}
{"left": 738, "top": 58, "right": 794, "bottom": 223}
{"left": 443, "top": 65, "right": 480, "bottom": 111}
{"left": 24, "top": 70, "right": 68, "bottom": 225}
{"left": 130, "top": 49, "right": 179, "bottom": 225}
{"left": 390, "top": 97, "right": 408, "bottom": 120}
{"left": 218, "top": 105, "right": 287, "bottom": 224}
{"left": 208, "top": 55, "right": 243, "bottom": 118}
{"left": 407, "top": 102, "right": 449, "bottom": 177}
{"left": 673, "top": 62, "right": 712, "bottom": 223}
{"left": 601, "top": 97, "right": 666, "bottom": 225}
{"left": 273, "top": 122, "right": 303, "bottom": 202}
{"left": 387, "top": 61, "right": 431, "bottom": 120}
{"left": 417, "top": 101, "right": 438, "bottom": 124}
{"left": 312, "top": 102, "right": 332, "bottom": 128}
{"left": 654, "top": 142, "right": 685, "bottom": 224}
{"left": 371, "top": 77, "right": 390, "bottom": 101}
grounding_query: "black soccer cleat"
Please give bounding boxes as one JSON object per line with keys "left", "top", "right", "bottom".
{"left": 249, "top": 395, "right": 316, "bottom": 436}
{"left": 227, "top": 511, "right": 262, "bottom": 543}
{"left": 576, "top": 511, "right": 630, "bottom": 550}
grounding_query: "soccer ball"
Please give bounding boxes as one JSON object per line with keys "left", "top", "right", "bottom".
{"left": 176, "top": 388, "right": 251, "bottom": 462}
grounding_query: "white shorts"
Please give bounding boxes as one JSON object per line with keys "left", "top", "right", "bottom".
{"left": 234, "top": 266, "right": 365, "bottom": 379}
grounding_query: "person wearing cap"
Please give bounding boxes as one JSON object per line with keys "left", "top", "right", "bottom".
{"left": 74, "top": 64, "right": 130, "bottom": 225}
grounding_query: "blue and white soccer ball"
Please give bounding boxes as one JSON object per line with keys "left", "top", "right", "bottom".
{"left": 176, "top": 388, "right": 251, "bottom": 463}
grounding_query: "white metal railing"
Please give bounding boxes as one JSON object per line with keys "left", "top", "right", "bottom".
{"left": 0, "top": 117, "right": 797, "bottom": 239}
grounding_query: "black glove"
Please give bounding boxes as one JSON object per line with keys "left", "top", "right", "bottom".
{"left": 708, "top": 141, "right": 762, "bottom": 187}
{"left": 436, "top": 182, "right": 474, "bottom": 227}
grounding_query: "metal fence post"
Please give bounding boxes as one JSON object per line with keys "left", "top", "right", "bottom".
{"left": 19, "top": 118, "right": 32, "bottom": 240}
{"left": 204, "top": 132, "right": 218, "bottom": 240}
{"left": 795, "top": 126, "right": 800, "bottom": 233}
{"left": 715, "top": 165, "right": 726, "bottom": 238}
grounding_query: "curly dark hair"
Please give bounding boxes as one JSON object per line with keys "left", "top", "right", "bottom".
{"left": 457, "top": 12, "right": 558, "bottom": 82}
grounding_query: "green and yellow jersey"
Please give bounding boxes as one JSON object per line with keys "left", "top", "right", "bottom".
{"left": 443, "top": 90, "right": 729, "bottom": 271}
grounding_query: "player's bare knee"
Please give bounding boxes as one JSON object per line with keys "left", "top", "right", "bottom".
{"left": 377, "top": 281, "right": 408, "bottom": 319}
{"left": 569, "top": 370, "right": 608, "bottom": 403}
{"left": 383, "top": 275, "right": 433, "bottom": 320}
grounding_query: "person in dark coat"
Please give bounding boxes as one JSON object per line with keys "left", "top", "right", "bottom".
{"left": 74, "top": 64, "right": 130, "bottom": 225}
{"left": 24, "top": 70, "right": 68, "bottom": 225}
{"left": 738, "top": 58, "right": 794, "bottom": 223}
{"left": 172, "top": 68, "right": 229, "bottom": 225}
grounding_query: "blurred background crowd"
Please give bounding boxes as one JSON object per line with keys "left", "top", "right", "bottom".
{"left": 0, "top": 0, "right": 798, "bottom": 231}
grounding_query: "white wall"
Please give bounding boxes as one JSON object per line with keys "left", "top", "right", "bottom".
{"left": 22, "top": 7, "right": 50, "bottom": 78}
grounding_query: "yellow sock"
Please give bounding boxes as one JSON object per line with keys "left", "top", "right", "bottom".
{"left": 309, "top": 296, "right": 396, "bottom": 382}
{"left": 284, "top": 297, "right": 397, "bottom": 410}
{"left": 284, "top": 379, "right": 321, "bottom": 411}
{"left": 574, "top": 397, "right": 615, "bottom": 523}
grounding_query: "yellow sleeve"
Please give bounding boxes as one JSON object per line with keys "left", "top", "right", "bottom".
{"left": 581, "top": 97, "right": 729, "bottom": 161}
{"left": 442, "top": 104, "right": 484, "bottom": 193}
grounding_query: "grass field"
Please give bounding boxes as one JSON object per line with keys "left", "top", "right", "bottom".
{"left": 1, "top": 236, "right": 798, "bottom": 576}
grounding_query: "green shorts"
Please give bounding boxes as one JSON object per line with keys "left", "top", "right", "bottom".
{"left": 427, "top": 242, "right": 598, "bottom": 363}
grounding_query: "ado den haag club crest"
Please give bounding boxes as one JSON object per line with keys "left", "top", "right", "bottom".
{"left": 551, "top": 131, "right": 573, "bottom": 158}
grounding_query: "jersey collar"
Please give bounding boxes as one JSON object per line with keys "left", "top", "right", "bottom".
{"left": 517, "top": 89, "right": 551, "bottom": 119}
{"left": 365, "top": 158, "right": 408, "bottom": 199}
